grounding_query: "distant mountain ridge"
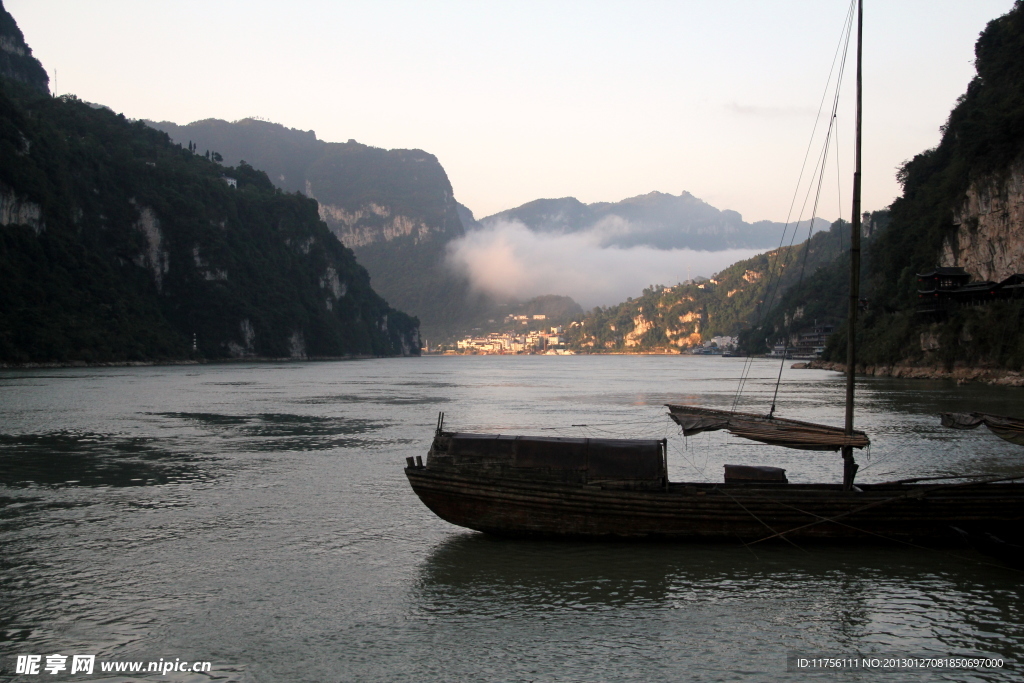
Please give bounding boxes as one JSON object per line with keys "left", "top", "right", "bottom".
{"left": 479, "top": 191, "right": 827, "bottom": 251}
{"left": 147, "top": 118, "right": 495, "bottom": 341}
{"left": 146, "top": 121, "right": 830, "bottom": 341}
{"left": 147, "top": 118, "right": 464, "bottom": 248}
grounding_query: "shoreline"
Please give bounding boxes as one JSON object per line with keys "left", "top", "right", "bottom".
{"left": 803, "top": 360, "right": 1024, "bottom": 387}
{"left": 0, "top": 354, "right": 401, "bottom": 370}
{"left": 424, "top": 350, "right": 720, "bottom": 357}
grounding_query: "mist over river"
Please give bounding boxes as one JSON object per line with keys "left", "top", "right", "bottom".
{"left": 1, "top": 356, "right": 1022, "bottom": 681}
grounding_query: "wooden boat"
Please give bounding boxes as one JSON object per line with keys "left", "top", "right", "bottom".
{"left": 405, "top": 416, "right": 1024, "bottom": 543}
{"left": 404, "top": 0, "right": 1024, "bottom": 545}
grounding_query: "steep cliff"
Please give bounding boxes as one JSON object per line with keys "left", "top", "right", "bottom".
{"left": 147, "top": 118, "right": 488, "bottom": 340}
{"left": 824, "top": 1, "right": 1024, "bottom": 371}
{"left": 0, "top": 77, "right": 418, "bottom": 362}
{"left": 941, "top": 154, "right": 1024, "bottom": 281}
{"left": 867, "top": 1, "right": 1024, "bottom": 310}
{"left": 0, "top": 1, "right": 47, "bottom": 94}
{"left": 303, "top": 143, "right": 488, "bottom": 341}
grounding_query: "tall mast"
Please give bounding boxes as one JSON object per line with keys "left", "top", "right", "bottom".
{"left": 842, "top": 0, "right": 863, "bottom": 491}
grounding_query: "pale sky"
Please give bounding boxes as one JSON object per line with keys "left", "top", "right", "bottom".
{"left": 8, "top": 0, "right": 1016, "bottom": 223}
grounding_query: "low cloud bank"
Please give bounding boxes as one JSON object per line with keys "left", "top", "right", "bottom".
{"left": 446, "top": 220, "right": 765, "bottom": 309}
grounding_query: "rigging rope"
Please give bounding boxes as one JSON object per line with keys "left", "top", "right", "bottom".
{"left": 729, "top": 0, "right": 858, "bottom": 415}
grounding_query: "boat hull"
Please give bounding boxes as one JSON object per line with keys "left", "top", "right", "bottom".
{"left": 406, "top": 467, "right": 1024, "bottom": 543}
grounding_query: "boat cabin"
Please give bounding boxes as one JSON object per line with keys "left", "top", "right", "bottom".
{"left": 428, "top": 431, "right": 668, "bottom": 490}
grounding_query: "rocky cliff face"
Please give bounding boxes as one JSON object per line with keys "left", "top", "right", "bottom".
{"left": 0, "top": 180, "right": 43, "bottom": 233}
{"left": 941, "top": 155, "right": 1024, "bottom": 281}
{"left": 304, "top": 147, "right": 465, "bottom": 250}
{"left": 317, "top": 201, "right": 436, "bottom": 248}
{"left": 147, "top": 119, "right": 467, "bottom": 250}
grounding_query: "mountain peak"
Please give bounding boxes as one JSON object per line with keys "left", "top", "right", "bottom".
{"left": 0, "top": 0, "right": 50, "bottom": 94}
{"left": 479, "top": 190, "right": 820, "bottom": 251}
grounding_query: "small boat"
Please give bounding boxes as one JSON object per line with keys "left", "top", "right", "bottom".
{"left": 940, "top": 411, "right": 1024, "bottom": 447}
{"left": 404, "top": 0, "right": 1024, "bottom": 545}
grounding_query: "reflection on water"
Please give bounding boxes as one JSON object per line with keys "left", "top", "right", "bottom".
{"left": 0, "top": 357, "right": 1022, "bottom": 682}
{"left": 416, "top": 535, "right": 1022, "bottom": 680}
{"left": 0, "top": 432, "right": 209, "bottom": 488}
{"left": 149, "top": 411, "right": 386, "bottom": 451}
{"left": 151, "top": 411, "right": 382, "bottom": 431}
{"left": 421, "top": 534, "right": 703, "bottom": 608}
{"left": 419, "top": 533, "right": 1023, "bottom": 618}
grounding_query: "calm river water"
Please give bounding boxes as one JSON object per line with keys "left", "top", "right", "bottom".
{"left": 1, "top": 356, "right": 1022, "bottom": 682}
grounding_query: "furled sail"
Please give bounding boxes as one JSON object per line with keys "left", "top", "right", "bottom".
{"left": 940, "top": 412, "right": 1024, "bottom": 447}
{"left": 666, "top": 405, "right": 870, "bottom": 451}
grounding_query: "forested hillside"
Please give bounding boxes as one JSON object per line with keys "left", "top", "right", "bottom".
{"left": 0, "top": 77, "right": 418, "bottom": 362}
{"left": 566, "top": 218, "right": 853, "bottom": 352}
{"left": 148, "top": 118, "right": 495, "bottom": 341}
{"left": 733, "top": 212, "right": 888, "bottom": 353}
{"left": 828, "top": 1, "right": 1024, "bottom": 370}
